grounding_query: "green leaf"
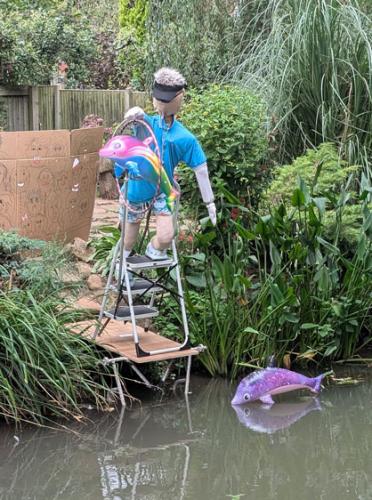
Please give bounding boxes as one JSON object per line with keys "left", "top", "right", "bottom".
{"left": 185, "top": 274, "right": 206, "bottom": 288}
{"left": 316, "top": 237, "right": 340, "bottom": 255}
{"left": 324, "top": 345, "right": 338, "bottom": 357}
{"left": 244, "top": 326, "right": 259, "bottom": 334}
{"left": 291, "top": 188, "right": 305, "bottom": 208}
{"left": 269, "top": 240, "right": 281, "bottom": 268}
{"left": 233, "top": 221, "right": 256, "bottom": 241}
{"left": 300, "top": 323, "right": 319, "bottom": 330}
{"left": 313, "top": 197, "right": 327, "bottom": 215}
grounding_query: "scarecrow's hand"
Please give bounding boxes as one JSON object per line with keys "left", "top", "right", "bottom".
{"left": 206, "top": 202, "right": 217, "bottom": 226}
{"left": 125, "top": 106, "right": 144, "bottom": 121}
{"left": 194, "top": 163, "right": 216, "bottom": 225}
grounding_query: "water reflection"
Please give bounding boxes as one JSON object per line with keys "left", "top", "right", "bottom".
{"left": 1, "top": 371, "right": 372, "bottom": 500}
{"left": 231, "top": 397, "right": 322, "bottom": 434}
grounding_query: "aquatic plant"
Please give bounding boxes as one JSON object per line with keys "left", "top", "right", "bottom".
{"left": 159, "top": 176, "right": 371, "bottom": 377}
{"left": 0, "top": 231, "right": 108, "bottom": 424}
{"left": 0, "top": 289, "right": 108, "bottom": 425}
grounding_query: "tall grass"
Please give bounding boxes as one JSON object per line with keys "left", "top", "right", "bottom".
{"left": 0, "top": 232, "right": 108, "bottom": 424}
{"left": 228, "top": 0, "right": 372, "bottom": 164}
{"left": 0, "top": 290, "right": 108, "bottom": 424}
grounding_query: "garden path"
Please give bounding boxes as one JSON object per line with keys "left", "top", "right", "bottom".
{"left": 90, "top": 197, "right": 157, "bottom": 235}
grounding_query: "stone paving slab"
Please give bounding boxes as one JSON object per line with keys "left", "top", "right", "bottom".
{"left": 90, "top": 197, "right": 157, "bottom": 238}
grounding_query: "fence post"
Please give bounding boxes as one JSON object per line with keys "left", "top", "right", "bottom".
{"left": 124, "top": 89, "right": 133, "bottom": 113}
{"left": 28, "top": 86, "right": 40, "bottom": 130}
{"left": 54, "top": 84, "right": 62, "bottom": 129}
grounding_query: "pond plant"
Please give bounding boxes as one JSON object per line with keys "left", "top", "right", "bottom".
{"left": 155, "top": 172, "right": 371, "bottom": 378}
{"left": 0, "top": 232, "right": 108, "bottom": 425}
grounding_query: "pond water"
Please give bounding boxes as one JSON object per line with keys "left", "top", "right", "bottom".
{"left": 1, "top": 369, "right": 372, "bottom": 500}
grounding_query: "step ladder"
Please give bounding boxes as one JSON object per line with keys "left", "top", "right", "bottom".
{"left": 95, "top": 238, "right": 191, "bottom": 358}
{"left": 92, "top": 174, "right": 202, "bottom": 403}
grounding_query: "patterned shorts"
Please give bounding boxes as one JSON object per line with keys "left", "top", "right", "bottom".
{"left": 119, "top": 192, "right": 172, "bottom": 223}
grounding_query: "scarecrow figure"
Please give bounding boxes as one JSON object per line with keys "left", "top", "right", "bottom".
{"left": 121, "top": 67, "right": 216, "bottom": 261}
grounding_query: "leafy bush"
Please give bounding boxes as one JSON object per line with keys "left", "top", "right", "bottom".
{"left": 260, "top": 143, "right": 365, "bottom": 246}
{"left": 0, "top": 231, "right": 45, "bottom": 286}
{"left": 0, "top": 3, "right": 97, "bottom": 87}
{"left": 179, "top": 85, "right": 269, "bottom": 210}
{"left": 261, "top": 143, "right": 359, "bottom": 206}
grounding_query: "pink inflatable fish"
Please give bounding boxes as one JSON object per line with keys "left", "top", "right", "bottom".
{"left": 99, "top": 135, "right": 178, "bottom": 211}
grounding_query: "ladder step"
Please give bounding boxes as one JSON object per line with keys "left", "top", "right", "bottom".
{"left": 104, "top": 305, "right": 159, "bottom": 321}
{"left": 126, "top": 255, "right": 175, "bottom": 270}
{"left": 123, "top": 279, "right": 163, "bottom": 295}
{"left": 110, "top": 279, "right": 163, "bottom": 295}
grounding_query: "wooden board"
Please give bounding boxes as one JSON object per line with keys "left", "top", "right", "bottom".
{"left": 71, "top": 319, "right": 200, "bottom": 364}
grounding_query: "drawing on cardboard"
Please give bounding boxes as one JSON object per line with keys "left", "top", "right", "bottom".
{"left": 0, "top": 128, "right": 103, "bottom": 242}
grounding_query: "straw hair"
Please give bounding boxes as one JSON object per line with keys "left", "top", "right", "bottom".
{"left": 154, "top": 67, "right": 186, "bottom": 87}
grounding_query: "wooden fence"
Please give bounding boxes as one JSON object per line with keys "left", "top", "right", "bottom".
{"left": 0, "top": 85, "right": 147, "bottom": 131}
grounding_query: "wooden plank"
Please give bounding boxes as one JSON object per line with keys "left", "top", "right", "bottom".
{"left": 60, "top": 88, "right": 148, "bottom": 130}
{"left": 71, "top": 319, "right": 200, "bottom": 364}
{"left": 38, "top": 85, "right": 55, "bottom": 130}
{"left": 28, "top": 86, "right": 40, "bottom": 130}
{"left": 0, "top": 87, "right": 29, "bottom": 97}
{"left": 54, "top": 85, "right": 61, "bottom": 129}
{"left": 6, "top": 95, "right": 29, "bottom": 131}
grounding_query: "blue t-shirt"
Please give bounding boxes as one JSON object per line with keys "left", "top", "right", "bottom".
{"left": 126, "top": 114, "right": 207, "bottom": 203}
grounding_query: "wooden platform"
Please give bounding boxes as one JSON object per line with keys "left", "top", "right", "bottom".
{"left": 72, "top": 299, "right": 200, "bottom": 363}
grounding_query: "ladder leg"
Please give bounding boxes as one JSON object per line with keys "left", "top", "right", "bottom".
{"left": 113, "top": 362, "right": 126, "bottom": 407}
{"left": 185, "top": 355, "right": 192, "bottom": 396}
{"left": 93, "top": 240, "right": 120, "bottom": 339}
{"left": 172, "top": 239, "right": 190, "bottom": 347}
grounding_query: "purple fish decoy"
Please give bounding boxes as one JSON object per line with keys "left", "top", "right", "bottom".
{"left": 231, "top": 368, "right": 325, "bottom": 406}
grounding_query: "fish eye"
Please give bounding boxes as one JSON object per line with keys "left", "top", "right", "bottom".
{"left": 113, "top": 141, "right": 122, "bottom": 149}
{"left": 244, "top": 394, "right": 249, "bottom": 401}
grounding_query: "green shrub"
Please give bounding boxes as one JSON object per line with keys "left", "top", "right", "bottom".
{"left": 179, "top": 85, "right": 269, "bottom": 211}
{"left": 260, "top": 143, "right": 364, "bottom": 246}
{"left": 0, "top": 3, "right": 97, "bottom": 87}
{"left": 261, "top": 143, "right": 359, "bottom": 206}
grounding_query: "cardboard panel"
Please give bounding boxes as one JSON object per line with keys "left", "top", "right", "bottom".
{"left": 0, "top": 160, "right": 17, "bottom": 230}
{"left": 70, "top": 127, "right": 104, "bottom": 155}
{"left": 0, "top": 133, "right": 19, "bottom": 160}
{"left": 64, "top": 222, "right": 91, "bottom": 243}
{"left": 1, "top": 129, "right": 102, "bottom": 242}
{"left": 15, "top": 130, "right": 71, "bottom": 159}
{"left": 16, "top": 158, "right": 69, "bottom": 240}
{"left": 67, "top": 153, "right": 99, "bottom": 227}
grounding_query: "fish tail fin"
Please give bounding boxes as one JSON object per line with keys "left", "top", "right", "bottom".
{"left": 312, "top": 374, "right": 325, "bottom": 393}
